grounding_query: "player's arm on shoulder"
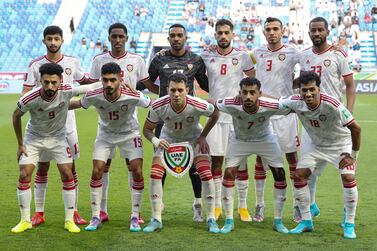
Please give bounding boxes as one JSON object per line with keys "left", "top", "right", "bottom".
{"left": 195, "top": 58, "right": 209, "bottom": 92}
{"left": 73, "top": 82, "right": 102, "bottom": 95}
{"left": 21, "top": 85, "right": 33, "bottom": 96}
{"left": 137, "top": 78, "right": 159, "bottom": 94}
{"left": 69, "top": 99, "right": 83, "bottom": 110}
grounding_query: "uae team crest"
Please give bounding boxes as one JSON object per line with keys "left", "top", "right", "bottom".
{"left": 162, "top": 142, "right": 194, "bottom": 178}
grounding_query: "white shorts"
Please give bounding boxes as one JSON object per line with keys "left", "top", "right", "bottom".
{"left": 225, "top": 134, "right": 284, "bottom": 169}
{"left": 93, "top": 133, "right": 143, "bottom": 162}
{"left": 206, "top": 122, "right": 232, "bottom": 156}
{"left": 154, "top": 133, "right": 208, "bottom": 158}
{"left": 297, "top": 141, "right": 355, "bottom": 176}
{"left": 19, "top": 134, "right": 72, "bottom": 166}
{"left": 270, "top": 114, "right": 300, "bottom": 153}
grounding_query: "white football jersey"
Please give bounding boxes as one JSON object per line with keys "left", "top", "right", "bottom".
{"left": 201, "top": 47, "right": 255, "bottom": 123}
{"left": 216, "top": 97, "right": 290, "bottom": 142}
{"left": 299, "top": 46, "right": 353, "bottom": 101}
{"left": 279, "top": 93, "right": 354, "bottom": 149}
{"left": 17, "top": 83, "right": 78, "bottom": 137}
{"left": 148, "top": 95, "right": 215, "bottom": 141}
{"left": 89, "top": 51, "right": 149, "bottom": 89}
{"left": 80, "top": 87, "right": 151, "bottom": 135}
{"left": 251, "top": 44, "right": 299, "bottom": 97}
{"left": 24, "top": 54, "right": 86, "bottom": 133}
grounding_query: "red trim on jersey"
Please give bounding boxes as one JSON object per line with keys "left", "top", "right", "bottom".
{"left": 216, "top": 46, "right": 234, "bottom": 56}
{"left": 88, "top": 77, "right": 100, "bottom": 82}
{"left": 187, "top": 97, "right": 207, "bottom": 110}
{"left": 22, "top": 89, "right": 41, "bottom": 105}
{"left": 343, "top": 118, "right": 355, "bottom": 127}
{"left": 109, "top": 51, "right": 128, "bottom": 59}
{"left": 86, "top": 88, "right": 104, "bottom": 97}
{"left": 152, "top": 96, "right": 170, "bottom": 109}
{"left": 103, "top": 92, "right": 121, "bottom": 103}
{"left": 93, "top": 51, "right": 108, "bottom": 60}
{"left": 171, "top": 97, "right": 187, "bottom": 114}
{"left": 291, "top": 95, "right": 302, "bottom": 100}
{"left": 342, "top": 72, "right": 353, "bottom": 78}
{"left": 44, "top": 54, "right": 64, "bottom": 64}
{"left": 139, "top": 76, "right": 150, "bottom": 82}
{"left": 259, "top": 100, "right": 279, "bottom": 109}
{"left": 120, "top": 86, "right": 140, "bottom": 97}
{"left": 224, "top": 98, "right": 241, "bottom": 105}
{"left": 267, "top": 44, "right": 286, "bottom": 52}
{"left": 127, "top": 51, "right": 144, "bottom": 57}
{"left": 28, "top": 55, "right": 45, "bottom": 67}
{"left": 76, "top": 75, "right": 86, "bottom": 83}
{"left": 335, "top": 48, "right": 348, "bottom": 57}
{"left": 23, "top": 83, "right": 36, "bottom": 87}
{"left": 58, "top": 84, "right": 72, "bottom": 91}
{"left": 320, "top": 93, "right": 340, "bottom": 107}
{"left": 312, "top": 45, "right": 332, "bottom": 55}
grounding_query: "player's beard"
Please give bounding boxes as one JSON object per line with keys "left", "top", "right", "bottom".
{"left": 47, "top": 44, "right": 61, "bottom": 54}
{"left": 311, "top": 36, "right": 325, "bottom": 47}
{"left": 105, "top": 87, "right": 115, "bottom": 95}
{"left": 45, "top": 89, "right": 57, "bottom": 98}
{"left": 217, "top": 40, "right": 231, "bottom": 49}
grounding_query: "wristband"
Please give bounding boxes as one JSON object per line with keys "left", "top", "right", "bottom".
{"left": 151, "top": 137, "right": 161, "bottom": 148}
{"left": 351, "top": 150, "right": 359, "bottom": 160}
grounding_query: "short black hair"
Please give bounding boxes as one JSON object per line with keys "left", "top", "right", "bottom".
{"left": 168, "top": 72, "right": 188, "bottom": 87}
{"left": 43, "top": 25, "right": 63, "bottom": 38}
{"left": 297, "top": 71, "right": 321, "bottom": 88}
{"left": 101, "top": 62, "right": 122, "bottom": 75}
{"left": 239, "top": 77, "right": 261, "bottom": 90}
{"left": 39, "top": 63, "right": 64, "bottom": 78}
{"left": 169, "top": 23, "right": 186, "bottom": 34}
{"left": 215, "top": 19, "right": 234, "bottom": 31}
{"left": 309, "top": 17, "right": 328, "bottom": 30}
{"left": 108, "top": 22, "right": 128, "bottom": 35}
{"left": 264, "top": 17, "right": 283, "bottom": 28}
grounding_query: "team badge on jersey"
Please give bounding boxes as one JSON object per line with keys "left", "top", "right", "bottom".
{"left": 278, "top": 54, "right": 286, "bottom": 61}
{"left": 258, "top": 116, "right": 265, "bottom": 122}
{"left": 121, "top": 105, "right": 128, "bottom": 111}
{"left": 323, "top": 59, "right": 331, "bottom": 67}
{"left": 65, "top": 68, "right": 72, "bottom": 76}
{"left": 319, "top": 114, "right": 327, "bottom": 121}
{"left": 162, "top": 142, "right": 194, "bottom": 178}
{"left": 187, "top": 64, "right": 193, "bottom": 71}
{"left": 127, "top": 64, "right": 133, "bottom": 72}
{"left": 186, "top": 116, "right": 194, "bottom": 123}
{"left": 232, "top": 58, "right": 238, "bottom": 65}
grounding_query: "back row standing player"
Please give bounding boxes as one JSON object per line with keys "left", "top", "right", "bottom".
{"left": 88, "top": 23, "right": 150, "bottom": 223}
{"left": 201, "top": 19, "right": 255, "bottom": 221}
{"left": 250, "top": 17, "right": 301, "bottom": 222}
{"left": 138, "top": 23, "right": 209, "bottom": 222}
{"left": 297, "top": 17, "right": 355, "bottom": 218}
{"left": 21, "top": 25, "right": 89, "bottom": 226}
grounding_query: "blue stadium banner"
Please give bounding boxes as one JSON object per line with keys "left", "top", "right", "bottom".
{"left": 0, "top": 80, "right": 22, "bottom": 94}
{"left": 355, "top": 80, "right": 377, "bottom": 93}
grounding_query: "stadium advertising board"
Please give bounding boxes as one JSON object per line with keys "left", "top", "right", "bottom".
{"left": 355, "top": 80, "right": 377, "bottom": 93}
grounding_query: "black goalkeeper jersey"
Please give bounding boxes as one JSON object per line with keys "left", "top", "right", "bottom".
{"left": 148, "top": 50, "right": 209, "bottom": 97}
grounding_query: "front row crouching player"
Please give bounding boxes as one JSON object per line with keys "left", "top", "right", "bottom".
{"left": 12, "top": 63, "right": 98, "bottom": 233}
{"left": 213, "top": 77, "right": 290, "bottom": 234}
{"left": 142, "top": 72, "right": 220, "bottom": 233}
{"left": 280, "top": 71, "right": 360, "bottom": 239}
{"left": 69, "top": 62, "right": 152, "bottom": 232}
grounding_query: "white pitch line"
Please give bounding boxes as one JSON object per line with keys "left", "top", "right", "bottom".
{"left": 359, "top": 120, "right": 377, "bottom": 123}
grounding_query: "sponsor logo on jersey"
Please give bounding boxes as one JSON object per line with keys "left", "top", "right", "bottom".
{"left": 121, "top": 105, "right": 128, "bottom": 111}
{"left": 163, "top": 64, "right": 169, "bottom": 69}
{"left": 162, "top": 142, "right": 194, "bottom": 178}
{"left": 232, "top": 58, "right": 238, "bottom": 65}
{"left": 65, "top": 68, "right": 72, "bottom": 76}
{"left": 186, "top": 116, "right": 194, "bottom": 123}
{"left": 127, "top": 64, "right": 133, "bottom": 72}
{"left": 319, "top": 114, "right": 327, "bottom": 121}
{"left": 278, "top": 53, "right": 286, "bottom": 61}
{"left": 59, "top": 102, "right": 65, "bottom": 108}
{"left": 258, "top": 116, "right": 265, "bottom": 122}
{"left": 187, "top": 64, "right": 193, "bottom": 71}
{"left": 323, "top": 59, "right": 331, "bottom": 67}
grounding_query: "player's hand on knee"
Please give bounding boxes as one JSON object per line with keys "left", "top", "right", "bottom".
{"left": 339, "top": 152, "right": 355, "bottom": 169}
{"left": 196, "top": 136, "right": 209, "bottom": 154}
{"left": 17, "top": 145, "right": 28, "bottom": 161}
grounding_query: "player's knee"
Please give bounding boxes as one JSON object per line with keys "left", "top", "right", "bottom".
{"left": 37, "top": 162, "right": 50, "bottom": 174}
{"left": 271, "top": 167, "right": 286, "bottom": 182}
{"left": 211, "top": 156, "right": 223, "bottom": 170}
{"left": 294, "top": 168, "right": 310, "bottom": 180}
{"left": 223, "top": 167, "right": 236, "bottom": 179}
{"left": 341, "top": 174, "right": 355, "bottom": 184}
{"left": 19, "top": 169, "right": 31, "bottom": 182}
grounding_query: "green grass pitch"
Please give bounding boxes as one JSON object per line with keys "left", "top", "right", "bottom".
{"left": 0, "top": 94, "right": 376, "bottom": 250}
